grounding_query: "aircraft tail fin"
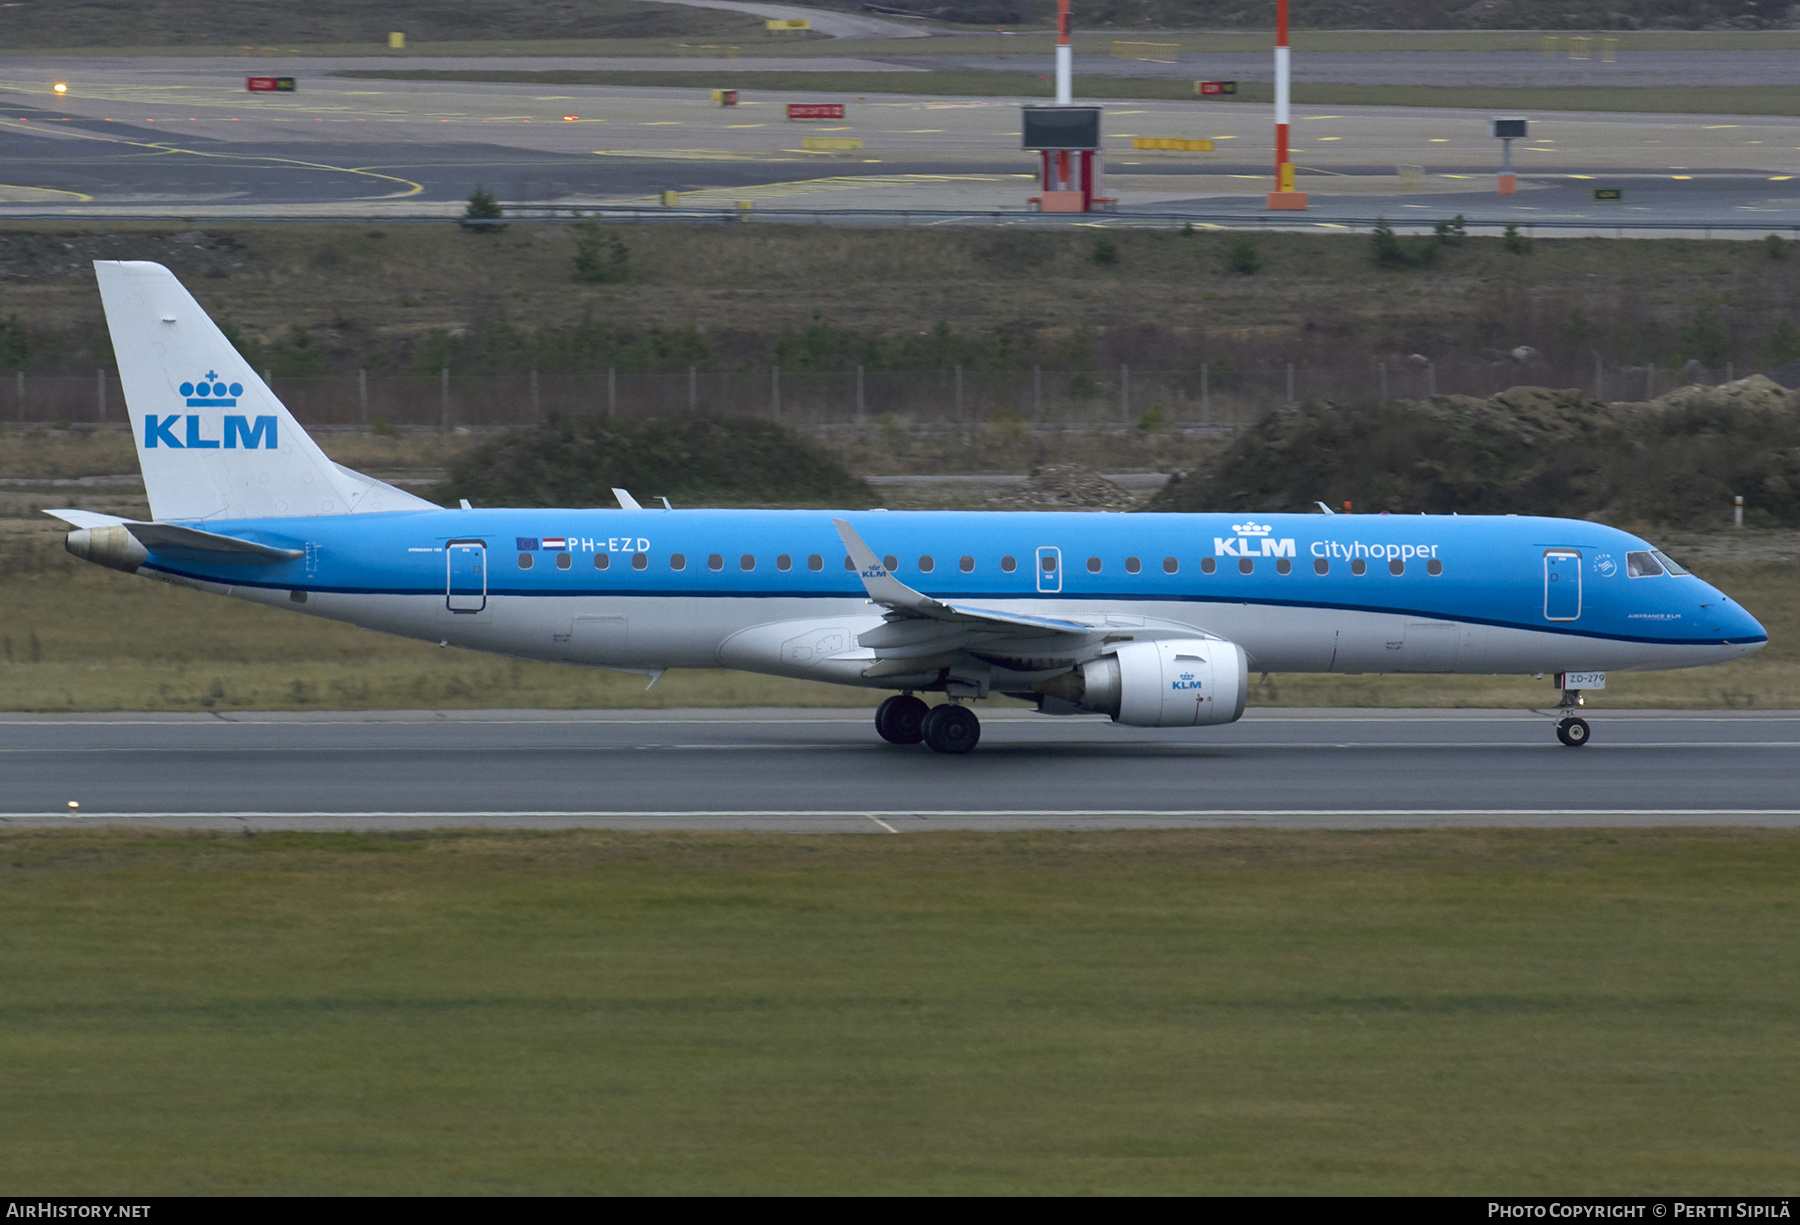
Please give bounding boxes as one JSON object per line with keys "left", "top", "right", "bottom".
{"left": 94, "top": 260, "right": 435, "bottom": 522}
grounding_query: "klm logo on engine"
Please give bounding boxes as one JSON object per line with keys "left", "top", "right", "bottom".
{"left": 1171, "top": 671, "right": 1204, "bottom": 692}
{"left": 1214, "top": 520, "right": 1295, "bottom": 558}
{"left": 144, "top": 371, "right": 276, "bottom": 449}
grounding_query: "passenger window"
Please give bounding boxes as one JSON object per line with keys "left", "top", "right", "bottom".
{"left": 595, "top": 553, "right": 610, "bottom": 571}
{"left": 777, "top": 554, "right": 792, "bottom": 571}
{"left": 633, "top": 553, "right": 648, "bottom": 571}
{"left": 1087, "top": 557, "right": 1102, "bottom": 573}
{"left": 1427, "top": 558, "right": 1443, "bottom": 576}
{"left": 918, "top": 556, "right": 934, "bottom": 573}
{"left": 1200, "top": 557, "right": 1216, "bottom": 575}
{"left": 960, "top": 556, "right": 975, "bottom": 573}
{"left": 1041, "top": 554, "right": 1057, "bottom": 572}
{"left": 1651, "top": 549, "right": 1689, "bottom": 576}
{"left": 708, "top": 554, "right": 723, "bottom": 571}
{"left": 670, "top": 553, "right": 686, "bottom": 571}
{"left": 1626, "top": 551, "right": 1665, "bottom": 578}
{"left": 1163, "top": 557, "right": 1178, "bottom": 574}
{"left": 556, "top": 552, "right": 571, "bottom": 570}
{"left": 1351, "top": 557, "right": 1367, "bottom": 576}
{"left": 1126, "top": 557, "right": 1141, "bottom": 574}
{"left": 1389, "top": 557, "right": 1404, "bottom": 576}
{"left": 518, "top": 553, "right": 534, "bottom": 569}
{"left": 740, "top": 554, "right": 755, "bottom": 571}
{"left": 808, "top": 554, "right": 823, "bottom": 572}
{"left": 884, "top": 554, "right": 898, "bottom": 572}
{"left": 1276, "top": 557, "right": 1292, "bottom": 575}
{"left": 1001, "top": 556, "right": 1017, "bottom": 573}
{"left": 1313, "top": 557, "right": 1328, "bottom": 575}
{"left": 1238, "top": 557, "right": 1254, "bottom": 575}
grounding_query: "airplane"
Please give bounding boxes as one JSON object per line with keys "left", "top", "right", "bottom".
{"left": 51, "top": 261, "right": 1768, "bottom": 753}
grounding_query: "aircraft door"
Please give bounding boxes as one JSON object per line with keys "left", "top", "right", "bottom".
{"left": 1543, "top": 549, "right": 1581, "bottom": 622}
{"left": 1036, "top": 545, "right": 1062, "bottom": 593}
{"left": 447, "top": 540, "right": 487, "bottom": 613}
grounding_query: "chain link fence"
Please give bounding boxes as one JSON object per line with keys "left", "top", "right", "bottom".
{"left": 0, "top": 360, "right": 1730, "bottom": 432}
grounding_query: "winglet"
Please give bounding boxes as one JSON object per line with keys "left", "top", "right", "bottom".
{"left": 832, "top": 518, "right": 941, "bottom": 615}
{"left": 1315, "top": 501, "right": 1335, "bottom": 515}
{"left": 613, "top": 488, "right": 642, "bottom": 510}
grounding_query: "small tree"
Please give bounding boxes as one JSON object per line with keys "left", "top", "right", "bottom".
{"left": 1370, "top": 218, "right": 1406, "bottom": 268}
{"left": 1503, "top": 222, "right": 1531, "bottom": 255}
{"left": 1092, "top": 233, "right": 1119, "bottom": 266}
{"left": 1433, "top": 214, "right": 1467, "bottom": 246}
{"left": 1767, "top": 233, "right": 1789, "bottom": 260}
{"left": 463, "top": 185, "right": 504, "bottom": 231}
{"left": 573, "top": 221, "right": 631, "bottom": 283}
{"left": 1226, "top": 234, "right": 1262, "bottom": 275}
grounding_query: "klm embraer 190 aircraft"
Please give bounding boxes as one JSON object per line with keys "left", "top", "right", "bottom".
{"left": 53, "top": 262, "right": 1768, "bottom": 753}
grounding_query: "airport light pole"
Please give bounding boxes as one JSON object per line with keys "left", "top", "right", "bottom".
{"left": 1055, "top": 0, "right": 1072, "bottom": 105}
{"left": 1265, "top": 0, "right": 1306, "bottom": 210}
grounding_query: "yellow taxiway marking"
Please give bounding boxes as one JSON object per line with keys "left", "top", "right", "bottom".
{"left": 1772, "top": 175, "right": 1795, "bottom": 181}
{"left": 1672, "top": 174, "right": 1694, "bottom": 179}
{"left": 1428, "top": 138, "right": 1449, "bottom": 142}
{"left": 725, "top": 123, "right": 765, "bottom": 128}
{"left": 0, "top": 117, "right": 423, "bottom": 199}
{"left": 1302, "top": 114, "right": 1343, "bottom": 120}
{"left": 1317, "top": 136, "right": 1342, "bottom": 141}
{"left": 0, "top": 183, "right": 93, "bottom": 202}
{"left": 900, "top": 129, "right": 944, "bottom": 133}
{"left": 624, "top": 172, "right": 1011, "bottom": 206}
{"left": 1569, "top": 174, "right": 1594, "bottom": 179}
{"left": 1702, "top": 124, "right": 1741, "bottom": 129}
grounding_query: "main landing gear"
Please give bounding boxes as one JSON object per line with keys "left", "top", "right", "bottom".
{"left": 875, "top": 694, "right": 981, "bottom": 754}
{"left": 1554, "top": 688, "right": 1591, "bottom": 748}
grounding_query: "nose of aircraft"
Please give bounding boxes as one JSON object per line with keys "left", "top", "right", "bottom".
{"left": 1705, "top": 585, "right": 1768, "bottom": 649}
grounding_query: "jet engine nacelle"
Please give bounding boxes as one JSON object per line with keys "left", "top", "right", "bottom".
{"left": 1036, "top": 638, "right": 1249, "bottom": 727}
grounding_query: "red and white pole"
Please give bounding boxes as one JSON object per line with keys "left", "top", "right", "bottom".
{"left": 1266, "top": 0, "right": 1306, "bottom": 209}
{"left": 1055, "top": 0, "right": 1072, "bottom": 105}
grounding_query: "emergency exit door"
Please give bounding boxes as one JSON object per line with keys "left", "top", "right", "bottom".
{"left": 447, "top": 541, "right": 487, "bottom": 613}
{"left": 1543, "top": 549, "right": 1581, "bottom": 621}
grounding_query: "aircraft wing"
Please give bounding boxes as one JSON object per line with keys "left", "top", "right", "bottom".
{"left": 832, "top": 518, "right": 1095, "bottom": 633}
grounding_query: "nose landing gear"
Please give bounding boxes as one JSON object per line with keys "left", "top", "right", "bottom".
{"left": 1556, "top": 715, "right": 1591, "bottom": 747}
{"left": 1553, "top": 687, "right": 1592, "bottom": 747}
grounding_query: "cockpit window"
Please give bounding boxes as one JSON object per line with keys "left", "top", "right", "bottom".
{"left": 1650, "top": 549, "right": 1689, "bottom": 576}
{"left": 1625, "top": 551, "right": 1664, "bottom": 578}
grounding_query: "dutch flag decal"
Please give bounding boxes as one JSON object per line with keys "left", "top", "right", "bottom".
{"left": 542, "top": 537, "right": 568, "bottom": 551}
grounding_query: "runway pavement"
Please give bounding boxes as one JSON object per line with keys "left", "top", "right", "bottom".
{"left": 1, "top": 56, "right": 1798, "bottom": 226}
{"left": 3, "top": 707, "right": 1797, "bottom": 831}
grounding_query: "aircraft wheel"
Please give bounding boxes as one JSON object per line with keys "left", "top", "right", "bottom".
{"left": 921, "top": 703, "right": 981, "bottom": 755}
{"left": 1556, "top": 716, "right": 1591, "bottom": 747}
{"left": 875, "top": 694, "right": 928, "bottom": 745}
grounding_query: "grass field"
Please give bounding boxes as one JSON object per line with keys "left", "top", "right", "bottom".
{"left": 343, "top": 67, "right": 1800, "bottom": 116}
{"left": 2, "top": 826, "right": 1796, "bottom": 1194}
{"left": 5, "top": 222, "right": 1799, "bottom": 391}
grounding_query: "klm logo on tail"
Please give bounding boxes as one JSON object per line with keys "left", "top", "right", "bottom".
{"left": 144, "top": 371, "right": 276, "bottom": 450}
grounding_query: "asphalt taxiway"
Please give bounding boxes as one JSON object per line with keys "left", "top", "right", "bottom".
{"left": 4, "top": 707, "right": 1797, "bottom": 831}
{"left": 2, "top": 55, "right": 1799, "bottom": 226}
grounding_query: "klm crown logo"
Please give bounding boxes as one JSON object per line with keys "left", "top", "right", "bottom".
{"left": 180, "top": 371, "right": 243, "bottom": 408}
{"left": 144, "top": 371, "right": 276, "bottom": 450}
{"left": 1231, "top": 521, "right": 1272, "bottom": 537}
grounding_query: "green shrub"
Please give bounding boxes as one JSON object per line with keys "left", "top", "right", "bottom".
{"left": 1225, "top": 235, "right": 1262, "bottom": 275}
{"left": 573, "top": 222, "right": 631, "bottom": 284}
{"left": 1767, "top": 233, "right": 1788, "bottom": 260}
{"left": 1370, "top": 218, "right": 1407, "bottom": 268}
{"left": 1503, "top": 223, "right": 1531, "bottom": 255}
{"left": 463, "top": 186, "right": 504, "bottom": 232}
{"left": 1092, "top": 234, "right": 1119, "bottom": 266}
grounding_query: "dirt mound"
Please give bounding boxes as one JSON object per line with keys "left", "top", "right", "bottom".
{"left": 1145, "top": 383, "right": 1800, "bottom": 529}
{"left": 991, "top": 464, "right": 1136, "bottom": 511}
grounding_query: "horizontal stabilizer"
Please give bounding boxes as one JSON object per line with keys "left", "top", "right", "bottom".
{"left": 124, "top": 522, "right": 303, "bottom": 564}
